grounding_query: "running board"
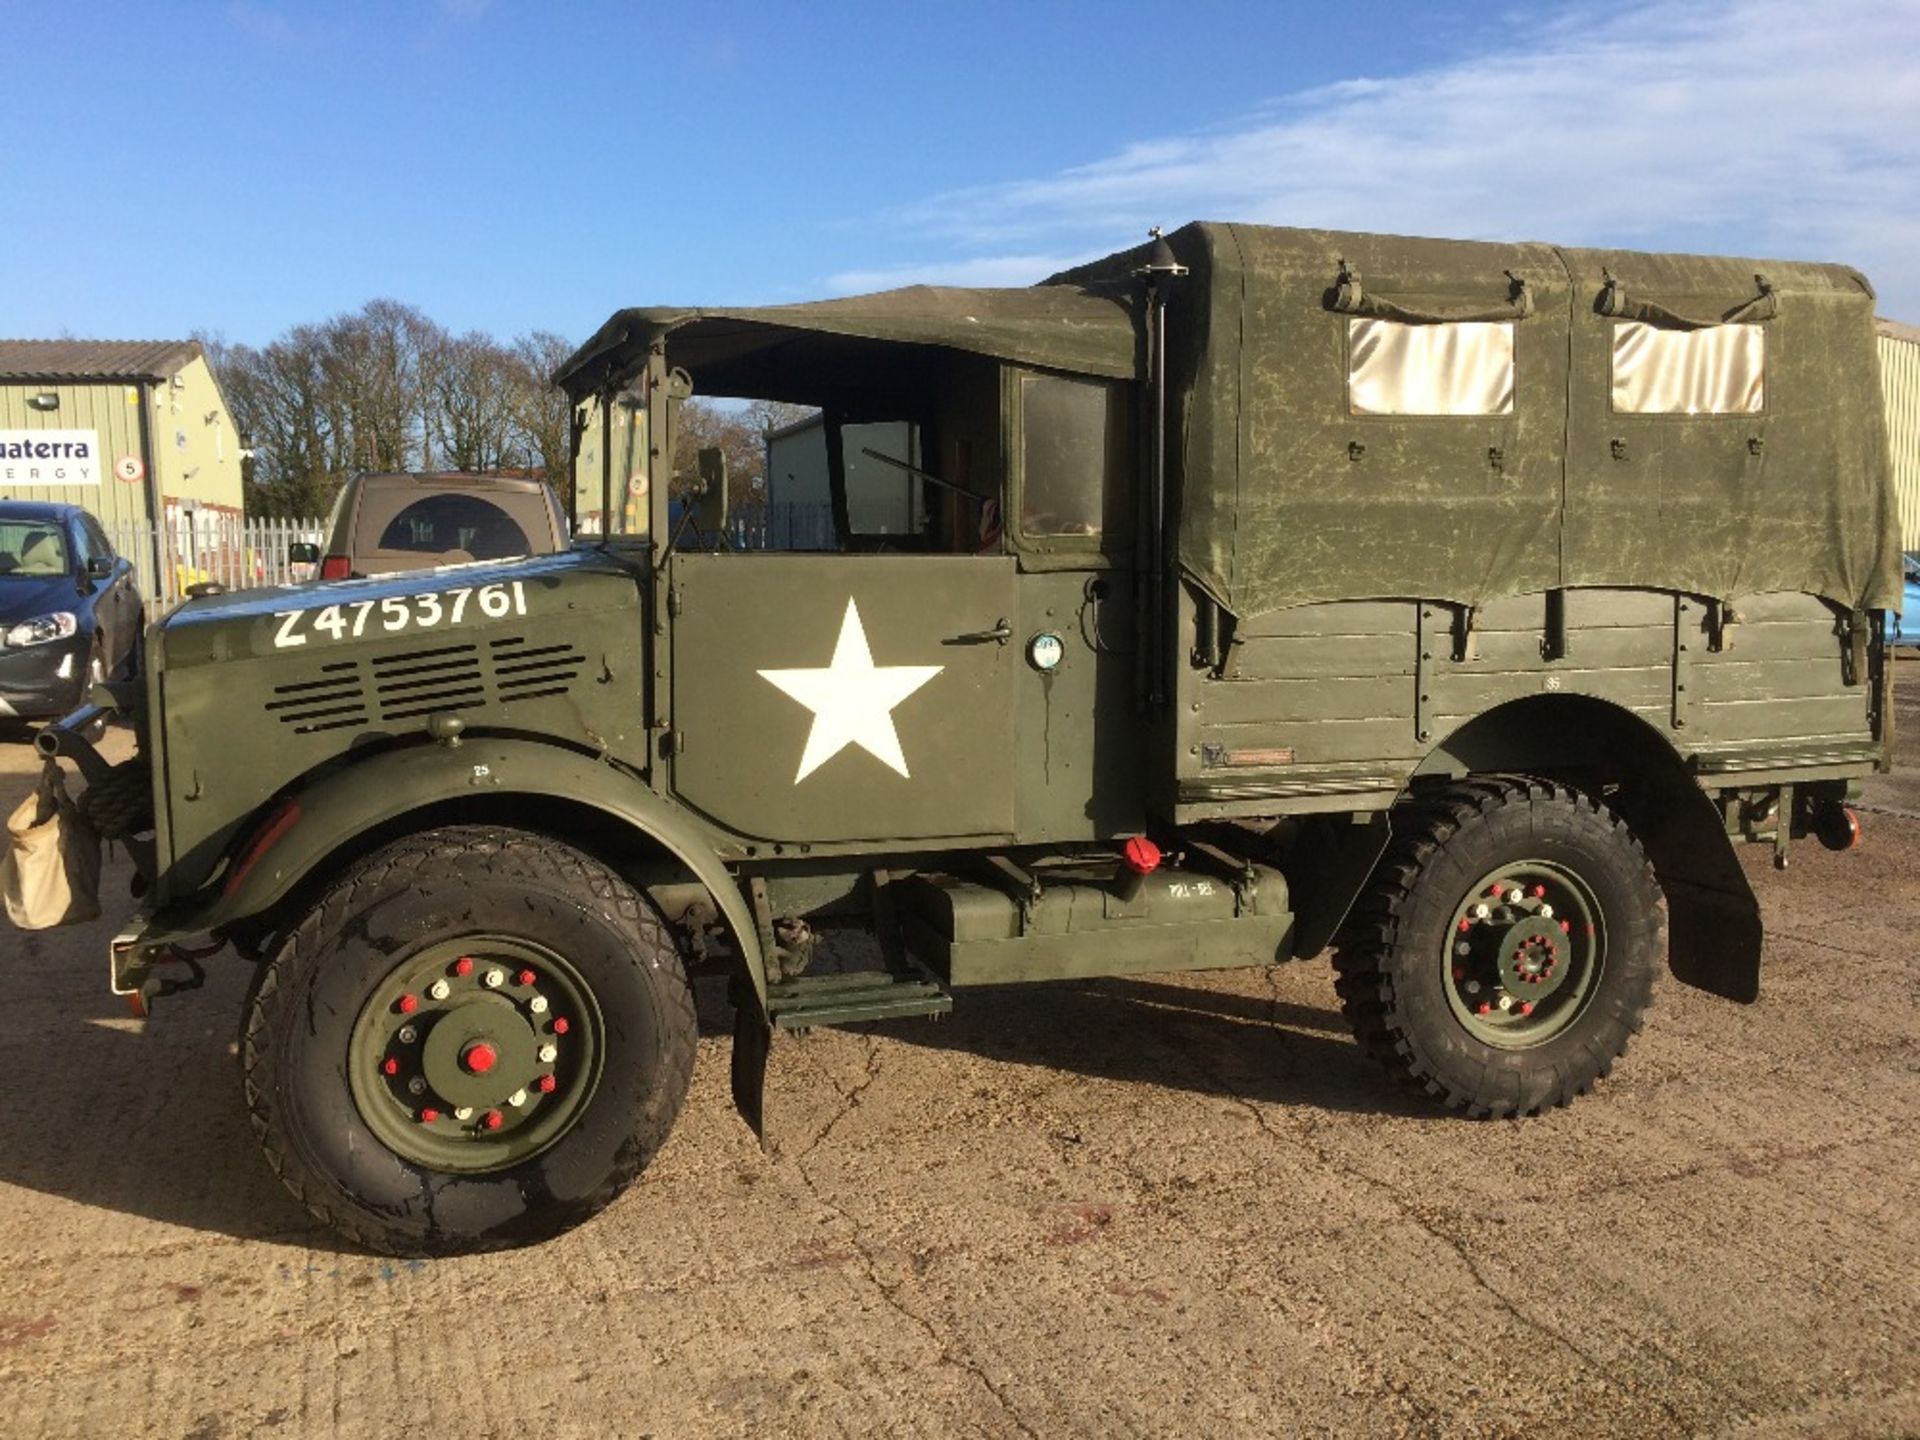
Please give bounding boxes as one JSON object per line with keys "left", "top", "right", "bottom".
{"left": 765, "top": 970, "right": 953, "bottom": 1030}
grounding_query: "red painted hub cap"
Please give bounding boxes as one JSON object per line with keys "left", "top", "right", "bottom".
{"left": 462, "top": 1041, "right": 499, "bottom": 1075}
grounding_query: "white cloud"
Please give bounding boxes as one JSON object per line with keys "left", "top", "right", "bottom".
{"left": 865, "top": 0, "right": 1920, "bottom": 316}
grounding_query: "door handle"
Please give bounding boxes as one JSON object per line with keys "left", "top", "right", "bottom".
{"left": 948, "top": 618, "right": 1012, "bottom": 645}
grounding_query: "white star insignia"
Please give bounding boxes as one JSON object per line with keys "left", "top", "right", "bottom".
{"left": 758, "top": 599, "right": 943, "bottom": 784}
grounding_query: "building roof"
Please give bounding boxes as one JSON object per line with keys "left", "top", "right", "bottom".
{"left": 0, "top": 339, "right": 203, "bottom": 383}
{"left": 1877, "top": 317, "right": 1920, "bottom": 346}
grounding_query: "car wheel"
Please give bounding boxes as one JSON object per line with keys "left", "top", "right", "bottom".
{"left": 243, "top": 825, "right": 697, "bottom": 1255}
{"left": 1332, "top": 778, "right": 1662, "bottom": 1117}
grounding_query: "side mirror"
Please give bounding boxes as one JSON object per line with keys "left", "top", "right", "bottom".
{"left": 86, "top": 555, "right": 114, "bottom": 580}
{"left": 288, "top": 542, "right": 321, "bottom": 566}
{"left": 693, "top": 447, "right": 729, "bottom": 536}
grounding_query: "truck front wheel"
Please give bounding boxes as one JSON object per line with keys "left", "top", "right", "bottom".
{"left": 242, "top": 825, "right": 697, "bottom": 1255}
{"left": 1332, "top": 779, "right": 1661, "bottom": 1117}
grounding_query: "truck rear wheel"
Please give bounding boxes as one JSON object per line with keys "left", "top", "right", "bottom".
{"left": 242, "top": 825, "right": 696, "bottom": 1255}
{"left": 1332, "top": 779, "right": 1661, "bottom": 1117}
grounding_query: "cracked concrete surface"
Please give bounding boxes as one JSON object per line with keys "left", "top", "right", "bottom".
{"left": 0, "top": 653, "right": 1916, "bottom": 1438}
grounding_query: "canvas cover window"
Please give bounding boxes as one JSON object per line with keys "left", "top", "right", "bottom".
{"left": 1611, "top": 321, "right": 1764, "bottom": 415}
{"left": 1348, "top": 318, "right": 1514, "bottom": 416}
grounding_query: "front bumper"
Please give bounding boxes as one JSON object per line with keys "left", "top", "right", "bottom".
{"left": 110, "top": 908, "right": 216, "bottom": 1015}
{"left": 0, "top": 635, "right": 87, "bottom": 719}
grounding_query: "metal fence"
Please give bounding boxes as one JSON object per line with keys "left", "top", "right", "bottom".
{"left": 101, "top": 515, "right": 325, "bottom": 615}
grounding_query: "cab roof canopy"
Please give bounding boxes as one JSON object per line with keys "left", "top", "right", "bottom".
{"left": 566, "top": 221, "right": 1901, "bottom": 618}
{"left": 555, "top": 284, "right": 1140, "bottom": 405}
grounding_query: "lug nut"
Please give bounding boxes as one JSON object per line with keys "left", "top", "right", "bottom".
{"left": 428, "top": 980, "right": 450, "bottom": 1001}
{"left": 484, "top": 969, "right": 506, "bottom": 989}
{"left": 407, "top": 1077, "right": 427, "bottom": 1095}
{"left": 397, "top": 1025, "right": 418, "bottom": 1044}
{"left": 1498, "top": 995, "right": 1515, "bottom": 1012}
{"left": 381, "top": 1058, "right": 400, "bottom": 1077}
{"left": 482, "top": 1110, "right": 504, "bottom": 1131}
{"left": 537, "top": 1075, "right": 558, "bottom": 1094}
{"left": 538, "top": 1044, "right": 557, "bottom": 1064}
{"left": 508, "top": 1089, "right": 528, "bottom": 1108}
{"left": 1466, "top": 980, "right": 1482, "bottom": 995}
{"left": 454, "top": 957, "right": 474, "bottom": 977}
{"left": 419, "top": 1108, "right": 440, "bottom": 1123}
{"left": 517, "top": 969, "right": 536, "bottom": 986}
{"left": 1539, "top": 904, "right": 1554, "bottom": 919}
{"left": 1473, "top": 903, "right": 1491, "bottom": 920}
{"left": 397, "top": 994, "right": 419, "bottom": 1014}
{"left": 529, "top": 995, "right": 549, "bottom": 1014}
{"left": 552, "top": 1017, "right": 570, "bottom": 1035}
{"left": 1507, "top": 888, "right": 1524, "bottom": 904}
{"left": 454, "top": 1106, "right": 474, "bottom": 1121}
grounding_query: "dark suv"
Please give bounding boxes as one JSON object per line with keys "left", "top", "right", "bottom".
{"left": 0, "top": 501, "right": 142, "bottom": 724}
{"left": 295, "top": 473, "right": 567, "bottom": 580}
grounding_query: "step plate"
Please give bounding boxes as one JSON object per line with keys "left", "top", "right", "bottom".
{"left": 767, "top": 972, "right": 953, "bottom": 1030}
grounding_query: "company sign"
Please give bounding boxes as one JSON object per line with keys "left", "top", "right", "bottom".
{"left": 0, "top": 429, "right": 102, "bottom": 486}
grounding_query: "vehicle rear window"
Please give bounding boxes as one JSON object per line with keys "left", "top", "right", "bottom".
{"left": 361, "top": 492, "right": 547, "bottom": 562}
{"left": 0, "top": 521, "right": 69, "bottom": 576}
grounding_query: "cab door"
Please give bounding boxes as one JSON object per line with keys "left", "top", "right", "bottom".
{"left": 669, "top": 552, "right": 1018, "bottom": 844}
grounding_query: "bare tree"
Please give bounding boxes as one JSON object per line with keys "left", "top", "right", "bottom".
{"left": 430, "top": 332, "right": 521, "bottom": 472}
{"left": 508, "top": 330, "right": 576, "bottom": 494}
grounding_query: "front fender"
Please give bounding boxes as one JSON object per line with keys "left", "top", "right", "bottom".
{"left": 159, "top": 739, "right": 769, "bottom": 1010}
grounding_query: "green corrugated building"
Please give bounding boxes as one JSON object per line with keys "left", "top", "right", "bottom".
{"left": 0, "top": 339, "right": 244, "bottom": 529}
{"left": 1878, "top": 319, "right": 1920, "bottom": 550}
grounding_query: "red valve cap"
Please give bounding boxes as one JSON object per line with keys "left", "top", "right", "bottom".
{"left": 536, "top": 1075, "right": 558, "bottom": 1094}
{"left": 463, "top": 1042, "right": 499, "bottom": 1075}
{"left": 419, "top": 1108, "right": 440, "bottom": 1123}
{"left": 397, "top": 994, "right": 419, "bottom": 1014}
{"left": 551, "top": 1017, "right": 570, "bottom": 1035}
{"left": 517, "top": 969, "right": 536, "bottom": 986}
{"left": 454, "top": 957, "right": 474, "bottom": 977}
{"left": 381, "top": 1058, "right": 400, "bottom": 1077}
{"left": 482, "top": 1110, "right": 504, "bottom": 1131}
{"left": 1122, "top": 836, "right": 1162, "bottom": 874}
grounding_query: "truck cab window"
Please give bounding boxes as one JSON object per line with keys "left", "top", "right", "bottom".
{"left": 1018, "top": 373, "right": 1129, "bottom": 542}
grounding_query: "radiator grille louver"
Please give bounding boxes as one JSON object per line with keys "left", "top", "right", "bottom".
{"left": 266, "top": 661, "right": 368, "bottom": 733}
{"left": 373, "top": 643, "right": 486, "bottom": 721}
{"left": 491, "top": 636, "right": 587, "bottom": 703}
{"left": 267, "top": 635, "right": 588, "bottom": 730}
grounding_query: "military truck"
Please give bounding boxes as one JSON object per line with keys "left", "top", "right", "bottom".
{"left": 33, "top": 223, "right": 1901, "bottom": 1256}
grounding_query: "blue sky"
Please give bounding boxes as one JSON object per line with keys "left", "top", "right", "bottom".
{"left": 5, "top": 0, "right": 1918, "bottom": 350}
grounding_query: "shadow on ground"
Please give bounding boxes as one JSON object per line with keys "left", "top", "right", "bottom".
{"left": 0, "top": 928, "right": 340, "bottom": 1249}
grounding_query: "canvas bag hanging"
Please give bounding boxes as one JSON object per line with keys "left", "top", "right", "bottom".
{"left": 3, "top": 761, "right": 102, "bottom": 930}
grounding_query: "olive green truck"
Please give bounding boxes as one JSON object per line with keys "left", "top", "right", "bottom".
{"left": 32, "top": 223, "right": 1902, "bottom": 1255}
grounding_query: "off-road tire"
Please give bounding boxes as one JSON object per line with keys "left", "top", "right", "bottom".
{"left": 1331, "top": 778, "right": 1661, "bottom": 1117}
{"left": 242, "top": 825, "right": 697, "bottom": 1255}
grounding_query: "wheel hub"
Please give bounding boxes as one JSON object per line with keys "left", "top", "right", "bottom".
{"left": 346, "top": 937, "right": 600, "bottom": 1174}
{"left": 1444, "top": 862, "right": 1604, "bottom": 1048}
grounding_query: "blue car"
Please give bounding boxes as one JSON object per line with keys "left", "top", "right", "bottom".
{"left": 1891, "top": 551, "right": 1920, "bottom": 648}
{"left": 0, "top": 501, "right": 144, "bottom": 724}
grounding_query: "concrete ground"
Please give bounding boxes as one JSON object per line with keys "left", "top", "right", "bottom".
{"left": 0, "top": 655, "right": 1917, "bottom": 1439}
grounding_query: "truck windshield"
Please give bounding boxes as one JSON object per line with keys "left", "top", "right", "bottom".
{"left": 574, "top": 385, "right": 651, "bottom": 542}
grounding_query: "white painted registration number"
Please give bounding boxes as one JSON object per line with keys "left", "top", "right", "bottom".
{"left": 271, "top": 581, "right": 528, "bottom": 648}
